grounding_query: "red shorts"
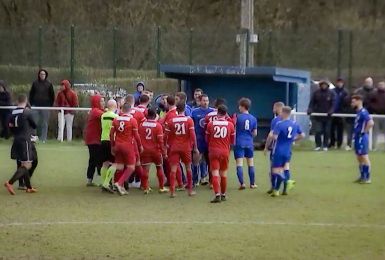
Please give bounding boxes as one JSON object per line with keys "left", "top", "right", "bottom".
{"left": 114, "top": 143, "right": 136, "bottom": 165}
{"left": 141, "top": 150, "right": 163, "bottom": 166}
{"left": 209, "top": 153, "right": 229, "bottom": 171}
{"left": 169, "top": 150, "right": 191, "bottom": 165}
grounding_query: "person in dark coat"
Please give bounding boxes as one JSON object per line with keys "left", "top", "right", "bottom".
{"left": 354, "top": 77, "right": 375, "bottom": 112}
{"left": 307, "top": 80, "right": 336, "bottom": 151}
{"left": 0, "top": 80, "right": 12, "bottom": 139}
{"left": 329, "top": 78, "right": 349, "bottom": 149}
{"left": 29, "top": 69, "right": 55, "bottom": 143}
{"left": 368, "top": 81, "right": 385, "bottom": 150}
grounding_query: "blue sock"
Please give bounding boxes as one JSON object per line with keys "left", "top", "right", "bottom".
{"left": 199, "top": 161, "right": 207, "bottom": 179}
{"left": 192, "top": 165, "right": 199, "bottom": 185}
{"left": 283, "top": 170, "right": 290, "bottom": 192}
{"left": 248, "top": 166, "right": 255, "bottom": 186}
{"left": 362, "top": 165, "right": 370, "bottom": 180}
{"left": 359, "top": 165, "right": 365, "bottom": 180}
{"left": 236, "top": 166, "right": 244, "bottom": 185}
{"left": 273, "top": 173, "right": 283, "bottom": 191}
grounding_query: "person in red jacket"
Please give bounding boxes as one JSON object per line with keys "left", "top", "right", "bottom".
{"left": 84, "top": 94, "right": 105, "bottom": 186}
{"left": 55, "top": 80, "right": 79, "bottom": 142}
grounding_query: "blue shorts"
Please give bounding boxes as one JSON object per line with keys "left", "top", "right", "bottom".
{"left": 354, "top": 135, "right": 368, "bottom": 156}
{"left": 271, "top": 153, "right": 291, "bottom": 168}
{"left": 234, "top": 146, "right": 254, "bottom": 159}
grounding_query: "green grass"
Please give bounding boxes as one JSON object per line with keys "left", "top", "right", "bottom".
{"left": 0, "top": 142, "right": 384, "bottom": 259}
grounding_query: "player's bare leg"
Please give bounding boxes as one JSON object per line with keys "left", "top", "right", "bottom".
{"left": 282, "top": 163, "right": 295, "bottom": 195}
{"left": 155, "top": 165, "right": 168, "bottom": 193}
{"left": 169, "top": 164, "right": 178, "bottom": 198}
{"left": 236, "top": 158, "right": 246, "bottom": 190}
{"left": 219, "top": 170, "right": 228, "bottom": 201}
{"left": 114, "top": 163, "right": 131, "bottom": 195}
{"left": 185, "top": 163, "right": 195, "bottom": 196}
{"left": 246, "top": 157, "right": 257, "bottom": 189}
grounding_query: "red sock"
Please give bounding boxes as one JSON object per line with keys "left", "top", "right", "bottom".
{"left": 209, "top": 171, "right": 213, "bottom": 185}
{"left": 176, "top": 167, "right": 183, "bottom": 187}
{"left": 212, "top": 175, "right": 220, "bottom": 195}
{"left": 164, "top": 159, "right": 170, "bottom": 183}
{"left": 142, "top": 167, "right": 149, "bottom": 190}
{"left": 220, "top": 176, "right": 227, "bottom": 195}
{"left": 156, "top": 166, "right": 165, "bottom": 189}
{"left": 118, "top": 167, "right": 134, "bottom": 186}
{"left": 186, "top": 169, "right": 193, "bottom": 191}
{"left": 135, "top": 165, "right": 143, "bottom": 181}
{"left": 170, "top": 171, "right": 176, "bottom": 193}
{"left": 114, "top": 170, "right": 123, "bottom": 183}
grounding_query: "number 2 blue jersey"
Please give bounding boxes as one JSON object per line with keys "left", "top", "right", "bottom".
{"left": 235, "top": 113, "right": 257, "bottom": 148}
{"left": 354, "top": 108, "right": 372, "bottom": 138}
{"left": 273, "top": 119, "right": 302, "bottom": 156}
{"left": 191, "top": 107, "right": 214, "bottom": 142}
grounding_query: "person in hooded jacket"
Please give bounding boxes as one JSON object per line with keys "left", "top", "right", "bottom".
{"left": 84, "top": 95, "right": 105, "bottom": 186}
{"left": 0, "top": 80, "right": 11, "bottom": 139}
{"left": 354, "top": 77, "right": 375, "bottom": 112}
{"left": 29, "top": 69, "right": 55, "bottom": 142}
{"left": 134, "top": 81, "right": 145, "bottom": 106}
{"left": 368, "top": 81, "right": 385, "bottom": 150}
{"left": 307, "top": 80, "right": 336, "bottom": 151}
{"left": 55, "top": 80, "right": 79, "bottom": 142}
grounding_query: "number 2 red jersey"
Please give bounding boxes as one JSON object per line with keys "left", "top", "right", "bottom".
{"left": 128, "top": 109, "right": 146, "bottom": 125}
{"left": 165, "top": 115, "right": 195, "bottom": 152}
{"left": 206, "top": 119, "right": 235, "bottom": 154}
{"left": 111, "top": 114, "right": 139, "bottom": 146}
{"left": 138, "top": 119, "right": 164, "bottom": 153}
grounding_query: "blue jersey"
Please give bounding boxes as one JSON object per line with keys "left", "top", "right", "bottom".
{"left": 354, "top": 108, "right": 372, "bottom": 138}
{"left": 185, "top": 104, "right": 193, "bottom": 117}
{"left": 191, "top": 107, "right": 214, "bottom": 140}
{"left": 268, "top": 116, "right": 282, "bottom": 150}
{"left": 273, "top": 119, "right": 302, "bottom": 156}
{"left": 235, "top": 113, "right": 257, "bottom": 148}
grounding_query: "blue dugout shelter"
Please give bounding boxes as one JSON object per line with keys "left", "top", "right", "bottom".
{"left": 160, "top": 65, "right": 311, "bottom": 144}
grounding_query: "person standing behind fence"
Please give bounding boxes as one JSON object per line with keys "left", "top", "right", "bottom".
{"left": 307, "top": 80, "right": 335, "bottom": 151}
{"left": 0, "top": 80, "right": 11, "bottom": 139}
{"left": 134, "top": 81, "right": 145, "bottom": 106}
{"left": 55, "top": 80, "right": 79, "bottom": 142}
{"left": 329, "top": 78, "right": 348, "bottom": 149}
{"left": 368, "top": 81, "right": 385, "bottom": 151}
{"left": 29, "top": 69, "right": 55, "bottom": 143}
{"left": 354, "top": 77, "right": 375, "bottom": 111}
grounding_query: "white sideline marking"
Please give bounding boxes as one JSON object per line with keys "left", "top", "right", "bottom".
{"left": 0, "top": 221, "right": 384, "bottom": 229}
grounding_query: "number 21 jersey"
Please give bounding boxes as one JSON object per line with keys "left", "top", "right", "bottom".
{"left": 165, "top": 115, "right": 195, "bottom": 152}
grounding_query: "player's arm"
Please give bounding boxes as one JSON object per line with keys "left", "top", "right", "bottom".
{"left": 252, "top": 118, "right": 258, "bottom": 137}
{"left": 364, "top": 117, "right": 374, "bottom": 133}
{"left": 264, "top": 130, "right": 274, "bottom": 154}
{"left": 132, "top": 120, "right": 143, "bottom": 153}
{"left": 110, "top": 123, "right": 116, "bottom": 149}
{"left": 294, "top": 125, "right": 305, "bottom": 142}
{"left": 156, "top": 125, "right": 166, "bottom": 157}
{"left": 189, "top": 119, "right": 198, "bottom": 153}
{"left": 272, "top": 124, "right": 280, "bottom": 141}
{"left": 164, "top": 122, "right": 170, "bottom": 148}
{"left": 230, "top": 124, "right": 236, "bottom": 145}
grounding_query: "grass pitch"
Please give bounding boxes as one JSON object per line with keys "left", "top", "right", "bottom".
{"left": 0, "top": 141, "right": 384, "bottom": 259}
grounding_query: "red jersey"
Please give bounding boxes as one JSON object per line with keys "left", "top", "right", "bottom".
{"left": 128, "top": 109, "right": 146, "bottom": 125}
{"left": 159, "top": 107, "right": 178, "bottom": 127}
{"left": 204, "top": 110, "right": 233, "bottom": 127}
{"left": 138, "top": 119, "right": 164, "bottom": 154}
{"left": 133, "top": 105, "right": 148, "bottom": 117}
{"left": 165, "top": 115, "right": 196, "bottom": 152}
{"left": 206, "top": 119, "right": 235, "bottom": 154}
{"left": 110, "top": 114, "right": 141, "bottom": 147}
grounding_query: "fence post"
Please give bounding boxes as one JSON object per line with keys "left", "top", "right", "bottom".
{"left": 112, "top": 27, "right": 117, "bottom": 80}
{"left": 337, "top": 29, "right": 343, "bottom": 78}
{"left": 245, "top": 28, "right": 250, "bottom": 67}
{"left": 156, "top": 26, "right": 161, "bottom": 78}
{"left": 60, "top": 108, "right": 65, "bottom": 142}
{"left": 38, "top": 26, "right": 42, "bottom": 69}
{"left": 188, "top": 28, "right": 193, "bottom": 65}
{"left": 348, "top": 30, "right": 353, "bottom": 88}
{"left": 70, "top": 25, "right": 75, "bottom": 85}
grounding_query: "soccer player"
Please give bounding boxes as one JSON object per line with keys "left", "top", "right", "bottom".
{"left": 234, "top": 98, "right": 258, "bottom": 190}
{"left": 139, "top": 108, "right": 169, "bottom": 194}
{"left": 264, "top": 102, "right": 284, "bottom": 194}
{"left": 188, "top": 88, "right": 203, "bottom": 108}
{"left": 108, "top": 103, "right": 143, "bottom": 195}
{"left": 206, "top": 105, "right": 235, "bottom": 203}
{"left": 133, "top": 94, "right": 150, "bottom": 116}
{"left": 191, "top": 94, "right": 214, "bottom": 186}
{"left": 351, "top": 95, "right": 374, "bottom": 184}
{"left": 4, "top": 94, "right": 38, "bottom": 195}
{"left": 175, "top": 92, "right": 192, "bottom": 116}
{"left": 100, "top": 99, "right": 118, "bottom": 191}
{"left": 165, "top": 103, "right": 199, "bottom": 197}
{"left": 270, "top": 106, "right": 305, "bottom": 197}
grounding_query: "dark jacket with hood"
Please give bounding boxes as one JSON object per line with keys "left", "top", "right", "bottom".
{"left": 29, "top": 69, "right": 55, "bottom": 107}
{"left": 134, "top": 82, "right": 144, "bottom": 106}
{"left": 84, "top": 95, "right": 104, "bottom": 145}
{"left": 307, "top": 83, "right": 336, "bottom": 115}
{"left": 0, "top": 80, "right": 11, "bottom": 109}
{"left": 55, "top": 80, "right": 79, "bottom": 114}
{"left": 354, "top": 85, "right": 375, "bottom": 112}
{"left": 367, "top": 88, "right": 385, "bottom": 114}
{"left": 332, "top": 86, "right": 349, "bottom": 113}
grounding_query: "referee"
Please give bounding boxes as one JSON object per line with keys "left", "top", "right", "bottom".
{"left": 4, "top": 94, "right": 38, "bottom": 195}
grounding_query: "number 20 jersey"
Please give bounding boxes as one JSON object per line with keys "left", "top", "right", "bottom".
{"left": 206, "top": 119, "right": 235, "bottom": 155}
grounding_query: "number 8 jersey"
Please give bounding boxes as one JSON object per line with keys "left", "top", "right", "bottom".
{"left": 206, "top": 119, "right": 235, "bottom": 154}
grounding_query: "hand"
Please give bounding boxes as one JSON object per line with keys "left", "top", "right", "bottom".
{"left": 327, "top": 112, "right": 333, "bottom": 117}
{"left": 193, "top": 148, "right": 199, "bottom": 155}
{"left": 307, "top": 111, "right": 312, "bottom": 116}
{"left": 263, "top": 148, "right": 268, "bottom": 156}
{"left": 111, "top": 147, "right": 116, "bottom": 156}
{"left": 139, "top": 146, "right": 144, "bottom": 154}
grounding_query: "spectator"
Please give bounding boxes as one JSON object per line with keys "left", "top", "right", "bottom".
{"left": 134, "top": 81, "right": 145, "bottom": 106}
{"left": 307, "top": 80, "right": 335, "bottom": 151}
{"left": 368, "top": 81, "right": 385, "bottom": 150}
{"left": 354, "top": 77, "right": 375, "bottom": 111}
{"left": 188, "top": 88, "right": 203, "bottom": 108}
{"left": 342, "top": 93, "right": 356, "bottom": 151}
{"left": 0, "top": 80, "right": 11, "bottom": 139}
{"left": 29, "top": 69, "right": 55, "bottom": 143}
{"left": 55, "top": 80, "right": 79, "bottom": 142}
{"left": 329, "top": 78, "right": 348, "bottom": 149}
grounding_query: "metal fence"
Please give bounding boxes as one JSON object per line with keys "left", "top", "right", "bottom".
{"left": 2, "top": 26, "right": 385, "bottom": 86}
